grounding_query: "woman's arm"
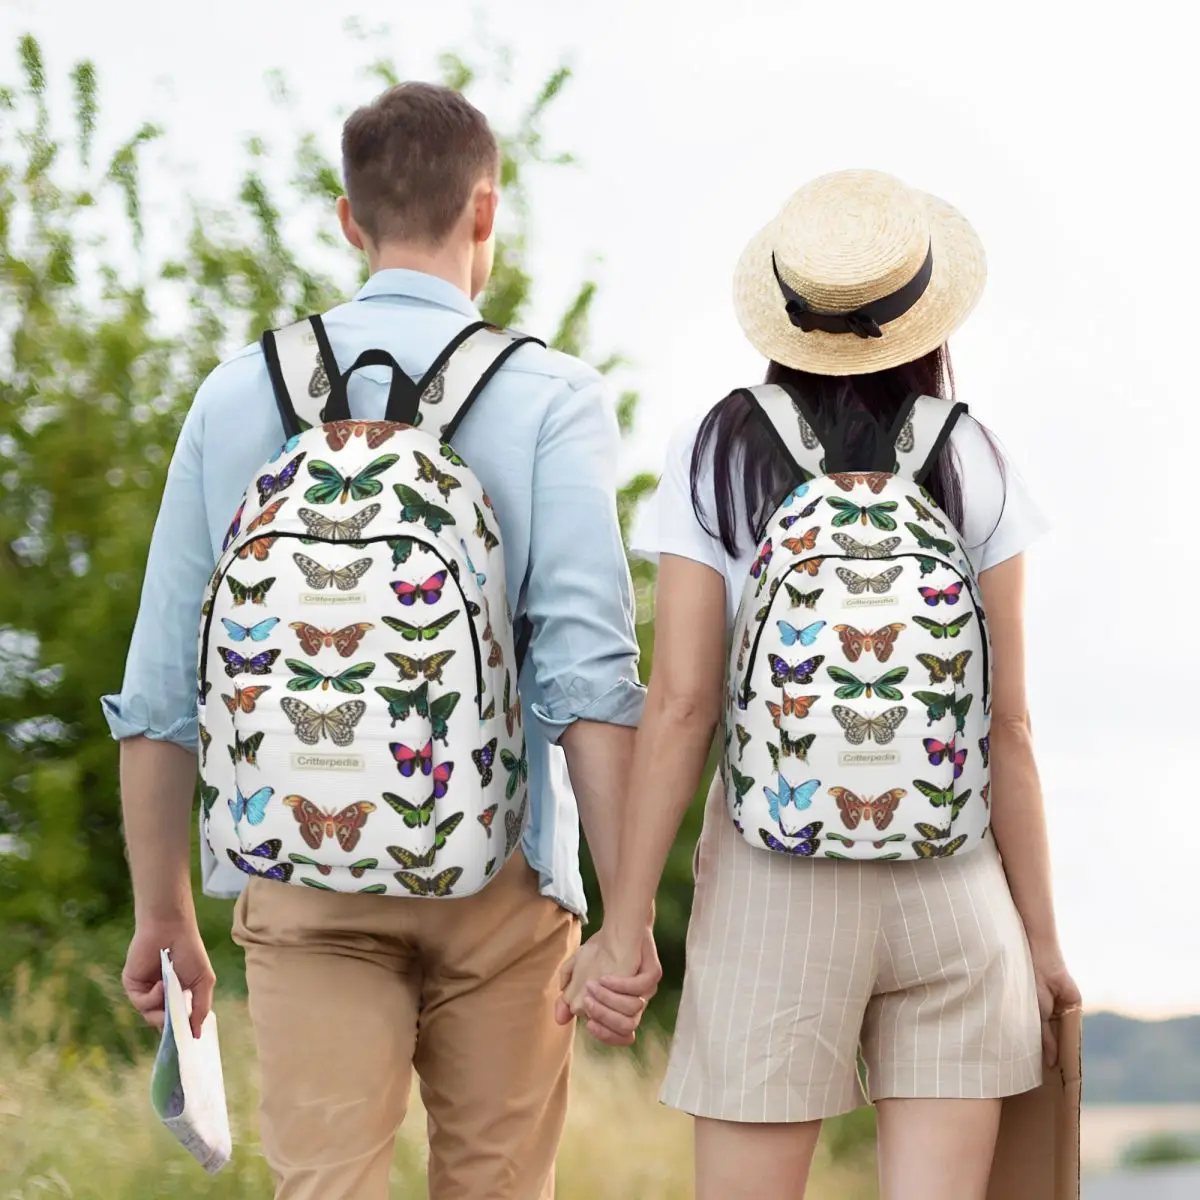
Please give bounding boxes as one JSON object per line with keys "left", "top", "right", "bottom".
{"left": 979, "top": 553, "right": 1081, "bottom": 1060}
{"left": 559, "top": 553, "right": 727, "bottom": 1015}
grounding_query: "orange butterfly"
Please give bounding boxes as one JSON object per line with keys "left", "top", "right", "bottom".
{"left": 765, "top": 694, "right": 819, "bottom": 726}
{"left": 247, "top": 498, "right": 288, "bottom": 532}
{"left": 478, "top": 804, "right": 498, "bottom": 837}
{"left": 781, "top": 527, "right": 820, "bottom": 554}
{"left": 793, "top": 557, "right": 824, "bottom": 577}
{"left": 829, "top": 786, "right": 906, "bottom": 831}
{"left": 221, "top": 685, "right": 270, "bottom": 714}
{"left": 834, "top": 622, "right": 906, "bottom": 663}
{"left": 237, "top": 536, "right": 277, "bottom": 561}
{"left": 283, "top": 795, "right": 376, "bottom": 853}
{"left": 829, "top": 472, "right": 890, "bottom": 495}
{"left": 289, "top": 621, "right": 374, "bottom": 657}
{"left": 324, "top": 420, "right": 396, "bottom": 451}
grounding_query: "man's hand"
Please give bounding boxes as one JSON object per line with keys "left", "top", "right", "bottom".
{"left": 555, "top": 925, "right": 660, "bottom": 1046}
{"left": 123, "top": 919, "right": 215, "bottom": 1040}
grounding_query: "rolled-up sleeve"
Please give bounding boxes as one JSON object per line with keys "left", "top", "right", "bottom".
{"left": 524, "top": 374, "right": 646, "bottom": 742}
{"left": 100, "top": 395, "right": 215, "bottom": 752}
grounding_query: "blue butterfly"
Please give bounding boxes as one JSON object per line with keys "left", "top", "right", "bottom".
{"left": 764, "top": 775, "right": 821, "bottom": 828}
{"left": 781, "top": 483, "right": 810, "bottom": 507}
{"left": 228, "top": 786, "right": 274, "bottom": 826}
{"left": 459, "top": 539, "right": 486, "bottom": 588}
{"left": 781, "top": 498, "right": 820, "bottom": 524}
{"left": 268, "top": 434, "right": 303, "bottom": 463}
{"left": 760, "top": 824, "right": 823, "bottom": 855}
{"left": 221, "top": 617, "right": 280, "bottom": 643}
{"left": 777, "top": 619, "right": 825, "bottom": 648}
{"left": 227, "top": 847, "right": 293, "bottom": 882}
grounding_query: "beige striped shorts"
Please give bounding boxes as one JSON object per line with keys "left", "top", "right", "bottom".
{"left": 661, "top": 777, "right": 1043, "bottom": 1123}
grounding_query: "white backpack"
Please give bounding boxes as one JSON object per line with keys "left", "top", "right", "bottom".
{"left": 196, "top": 314, "right": 539, "bottom": 899}
{"left": 723, "top": 384, "right": 992, "bottom": 863}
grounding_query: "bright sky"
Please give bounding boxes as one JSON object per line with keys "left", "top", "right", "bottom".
{"left": 4, "top": 0, "right": 1197, "bottom": 1018}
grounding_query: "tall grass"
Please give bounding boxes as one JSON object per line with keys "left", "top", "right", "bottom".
{"left": 0, "top": 963, "right": 877, "bottom": 1198}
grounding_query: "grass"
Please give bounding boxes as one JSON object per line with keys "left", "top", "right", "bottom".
{"left": 0, "top": 962, "right": 879, "bottom": 1199}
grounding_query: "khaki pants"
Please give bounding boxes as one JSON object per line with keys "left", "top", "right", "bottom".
{"left": 232, "top": 852, "right": 580, "bottom": 1200}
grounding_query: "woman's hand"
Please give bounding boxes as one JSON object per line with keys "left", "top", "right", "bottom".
{"left": 1030, "top": 942, "right": 1082, "bottom": 1066}
{"left": 555, "top": 926, "right": 660, "bottom": 1046}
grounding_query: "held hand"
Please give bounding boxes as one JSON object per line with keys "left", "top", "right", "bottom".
{"left": 1030, "top": 944, "right": 1082, "bottom": 1067}
{"left": 122, "top": 919, "right": 215, "bottom": 1040}
{"left": 555, "top": 926, "right": 660, "bottom": 1047}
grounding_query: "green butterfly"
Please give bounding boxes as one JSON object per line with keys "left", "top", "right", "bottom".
{"left": 916, "top": 556, "right": 938, "bottom": 578}
{"left": 913, "top": 821, "right": 954, "bottom": 841}
{"left": 304, "top": 454, "right": 399, "bottom": 505}
{"left": 227, "top": 575, "right": 276, "bottom": 606}
{"left": 785, "top": 583, "right": 824, "bottom": 609}
{"left": 429, "top": 691, "right": 460, "bottom": 744}
{"left": 387, "top": 813, "right": 463, "bottom": 864}
{"left": 911, "top": 690, "right": 973, "bottom": 732}
{"left": 826, "top": 831, "right": 905, "bottom": 846}
{"left": 228, "top": 731, "right": 263, "bottom": 765}
{"left": 501, "top": 741, "right": 529, "bottom": 800}
{"left": 826, "top": 850, "right": 902, "bottom": 861}
{"left": 766, "top": 731, "right": 816, "bottom": 771}
{"left": 474, "top": 503, "right": 499, "bottom": 552}
{"left": 728, "top": 765, "right": 755, "bottom": 806}
{"left": 414, "top": 451, "right": 461, "bottom": 501}
{"left": 300, "top": 879, "right": 388, "bottom": 894}
{"left": 375, "top": 682, "right": 429, "bottom": 725}
{"left": 388, "top": 537, "right": 415, "bottom": 566}
{"left": 914, "top": 835, "right": 968, "bottom": 858}
{"left": 199, "top": 783, "right": 219, "bottom": 818}
{"left": 827, "top": 665, "right": 908, "bottom": 701}
{"left": 440, "top": 445, "right": 467, "bottom": 467}
{"left": 913, "top": 780, "right": 972, "bottom": 818}
{"left": 383, "top": 792, "right": 434, "bottom": 828}
{"left": 395, "top": 867, "right": 463, "bottom": 896}
{"left": 289, "top": 852, "right": 378, "bottom": 877}
{"left": 734, "top": 724, "right": 752, "bottom": 757}
{"left": 905, "top": 522, "right": 956, "bottom": 557}
{"left": 905, "top": 494, "right": 947, "bottom": 531}
{"left": 827, "top": 497, "right": 898, "bottom": 531}
{"left": 394, "top": 483, "right": 455, "bottom": 534}
{"left": 382, "top": 611, "right": 460, "bottom": 642}
{"left": 285, "top": 658, "right": 375, "bottom": 694}
{"left": 912, "top": 613, "right": 974, "bottom": 639}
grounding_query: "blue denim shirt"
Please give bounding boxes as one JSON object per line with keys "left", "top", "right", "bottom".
{"left": 101, "top": 269, "right": 645, "bottom": 917}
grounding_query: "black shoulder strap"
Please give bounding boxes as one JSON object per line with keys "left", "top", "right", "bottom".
{"left": 740, "top": 382, "right": 827, "bottom": 482}
{"left": 890, "top": 394, "right": 968, "bottom": 485}
{"left": 261, "top": 315, "right": 348, "bottom": 439}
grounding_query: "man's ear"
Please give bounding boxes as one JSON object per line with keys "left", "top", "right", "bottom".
{"left": 473, "top": 180, "right": 498, "bottom": 245}
{"left": 337, "top": 196, "right": 366, "bottom": 251}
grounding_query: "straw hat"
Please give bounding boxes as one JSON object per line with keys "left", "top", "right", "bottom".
{"left": 732, "top": 169, "right": 986, "bottom": 376}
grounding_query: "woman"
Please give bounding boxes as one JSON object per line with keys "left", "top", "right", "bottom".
{"left": 561, "top": 170, "right": 1080, "bottom": 1200}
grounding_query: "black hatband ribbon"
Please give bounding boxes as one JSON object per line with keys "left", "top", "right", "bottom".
{"left": 771, "top": 243, "right": 934, "bottom": 340}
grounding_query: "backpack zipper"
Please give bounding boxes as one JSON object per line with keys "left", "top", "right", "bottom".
{"left": 739, "top": 552, "right": 989, "bottom": 712}
{"left": 199, "top": 530, "right": 485, "bottom": 710}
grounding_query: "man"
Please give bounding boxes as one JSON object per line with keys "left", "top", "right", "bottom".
{"left": 105, "top": 82, "right": 659, "bottom": 1200}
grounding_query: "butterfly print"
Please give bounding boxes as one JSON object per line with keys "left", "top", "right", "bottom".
{"left": 829, "top": 786, "right": 906, "bottom": 831}
{"left": 394, "top": 483, "right": 455, "bottom": 534}
{"left": 227, "top": 848, "right": 293, "bottom": 883}
{"left": 912, "top": 613, "right": 974, "bottom": 640}
{"left": 221, "top": 685, "right": 270, "bottom": 715}
{"left": 478, "top": 804, "right": 498, "bottom": 837}
{"left": 255, "top": 453, "right": 306, "bottom": 507}
{"left": 736, "top": 628, "right": 751, "bottom": 671}
{"left": 792, "top": 557, "right": 824, "bottom": 577}
{"left": 759, "top": 827, "right": 822, "bottom": 856}
{"left": 228, "top": 730, "right": 264, "bottom": 766}
{"left": 895, "top": 414, "right": 915, "bottom": 453}
{"left": 785, "top": 584, "right": 823, "bottom": 609}
{"left": 917, "top": 651, "right": 972, "bottom": 685}
{"left": 502, "top": 674, "right": 521, "bottom": 738}
{"left": 764, "top": 774, "right": 821, "bottom": 836}
{"left": 293, "top": 554, "right": 373, "bottom": 591}
{"left": 386, "top": 650, "right": 455, "bottom": 683}
{"left": 826, "top": 665, "right": 908, "bottom": 701}
{"left": 395, "top": 867, "right": 462, "bottom": 897}
{"left": 474, "top": 503, "right": 500, "bottom": 552}
{"left": 766, "top": 731, "right": 815, "bottom": 770}
{"left": 979, "top": 735, "right": 990, "bottom": 768}
{"left": 924, "top": 736, "right": 968, "bottom": 778}
{"left": 388, "top": 844, "right": 437, "bottom": 870}
{"left": 504, "top": 794, "right": 528, "bottom": 857}
{"left": 905, "top": 521, "right": 956, "bottom": 557}
{"left": 392, "top": 572, "right": 446, "bottom": 606}
{"left": 918, "top": 583, "right": 962, "bottom": 606}
{"left": 228, "top": 785, "right": 273, "bottom": 825}
{"left": 829, "top": 472, "right": 890, "bottom": 494}
{"left": 832, "top": 533, "right": 901, "bottom": 558}
{"left": 914, "top": 834, "right": 968, "bottom": 859}
{"left": 781, "top": 527, "right": 820, "bottom": 554}
{"left": 472, "top": 738, "right": 497, "bottom": 787}
{"left": 781, "top": 483, "right": 809, "bottom": 507}
{"left": 826, "top": 497, "right": 898, "bottom": 531}
{"left": 913, "top": 779, "right": 955, "bottom": 808}
{"left": 427, "top": 691, "right": 460, "bottom": 745}
{"left": 777, "top": 620, "right": 824, "bottom": 647}
{"left": 279, "top": 698, "right": 367, "bottom": 746}
{"left": 391, "top": 739, "right": 434, "bottom": 778}
{"left": 831, "top": 705, "right": 908, "bottom": 745}
{"left": 269, "top": 434, "right": 303, "bottom": 462}
{"left": 833, "top": 623, "right": 905, "bottom": 663}
{"left": 223, "top": 500, "right": 246, "bottom": 551}
{"left": 734, "top": 724, "right": 752, "bottom": 757}
{"left": 442, "top": 445, "right": 467, "bottom": 467}
{"left": 199, "top": 784, "right": 219, "bottom": 819}
{"left": 236, "top": 536, "right": 278, "bottom": 561}
{"left": 797, "top": 414, "right": 820, "bottom": 450}
{"left": 298, "top": 504, "right": 382, "bottom": 541}
{"left": 836, "top": 566, "right": 903, "bottom": 595}
{"left": 460, "top": 539, "right": 487, "bottom": 589}
{"left": 981, "top": 781, "right": 991, "bottom": 807}
{"left": 246, "top": 498, "right": 288, "bottom": 534}
{"left": 916, "top": 556, "right": 938, "bottom": 577}
{"left": 283, "top": 796, "right": 376, "bottom": 853}
{"left": 728, "top": 765, "right": 755, "bottom": 809}
{"left": 221, "top": 617, "right": 279, "bottom": 643}
{"left": 905, "top": 494, "right": 947, "bottom": 531}
{"left": 413, "top": 451, "right": 461, "bottom": 501}
{"left": 304, "top": 454, "right": 399, "bottom": 506}
{"left": 227, "top": 576, "right": 276, "bottom": 606}
{"left": 911, "top": 690, "right": 973, "bottom": 733}
{"left": 487, "top": 638, "right": 503, "bottom": 670}
{"left": 389, "top": 537, "right": 415, "bottom": 566}
{"left": 914, "top": 821, "right": 953, "bottom": 842}
{"left": 285, "top": 658, "right": 375, "bottom": 694}
{"left": 289, "top": 621, "right": 374, "bottom": 657}
{"left": 219, "top": 647, "right": 280, "bottom": 678}
{"left": 750, "top": 539, "right": 773, "bottom": 579}
{"left": 375, "top": 682, "right": 428, "bottom": 725}
{"left": 481, "top": 697, "right": 496, "bottom": 720}
{"left": 198, "top": 725, "right": 212, "bottom": 766}
{"left": 501, "top": 741, "right": 529, "bottom": 801}
{"left": 768, "top": 654, "right": 824, "bottom": 687}
{"left": 765, "top": 693, "right": 818, "bottom": 726}
{"left": 780, "top": 496, "right": 821, "bottom": 523}
{"left": 198, "top": 679, "right": 212, "bottom": 706}
{"left": 324, "top": 420, "right": 396, "bottom": 452}
{"left": 381, "top": 612, "right": 458, "bottom": 643}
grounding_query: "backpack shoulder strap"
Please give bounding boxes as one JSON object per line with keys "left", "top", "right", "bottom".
{"left": 739, "top": 382, "right": 827, "bottom": 482}
{"left": 415, "top": 322, "right": 544, "bottom": 443}
{"left": 261, "top": 314, "right": 348, "bottom": 439}
{"left": 888, "top": 394, "right": 969, "bottom": 485}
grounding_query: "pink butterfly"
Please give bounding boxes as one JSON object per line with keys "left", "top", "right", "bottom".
{"left": 923, "top": 737, "right": 968, "bottom": 779}
{"left": 391, "top": 571, "right": 446, "bottom": 607}
{"left": 918, "top": 583, "right": 962, "bottom": 606}
{"left": 390, "top": 740, "right": 433, "bottom": 778}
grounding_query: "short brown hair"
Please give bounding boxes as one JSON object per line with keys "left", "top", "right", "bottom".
{"left": 341, "top": 82, "right": 499, "bottom": 246}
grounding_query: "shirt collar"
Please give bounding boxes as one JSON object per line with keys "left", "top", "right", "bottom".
{"left": 354, "top": 269, "right": 481, "bottom": 320}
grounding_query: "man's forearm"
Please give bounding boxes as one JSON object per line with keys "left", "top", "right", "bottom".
{"left": 120, "top": 737, "right": 199, "bottom": 924}
{"left": 560, "top": 719, "right": 637, "bottom": 913}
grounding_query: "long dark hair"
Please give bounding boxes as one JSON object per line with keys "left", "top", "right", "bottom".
{"left": 691, "top": 345, "right": 1002, "bottom": 556}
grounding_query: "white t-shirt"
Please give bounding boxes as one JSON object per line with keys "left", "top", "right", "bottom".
{"left": 631, "top": 410, "right": 1049, "bottom": 628}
